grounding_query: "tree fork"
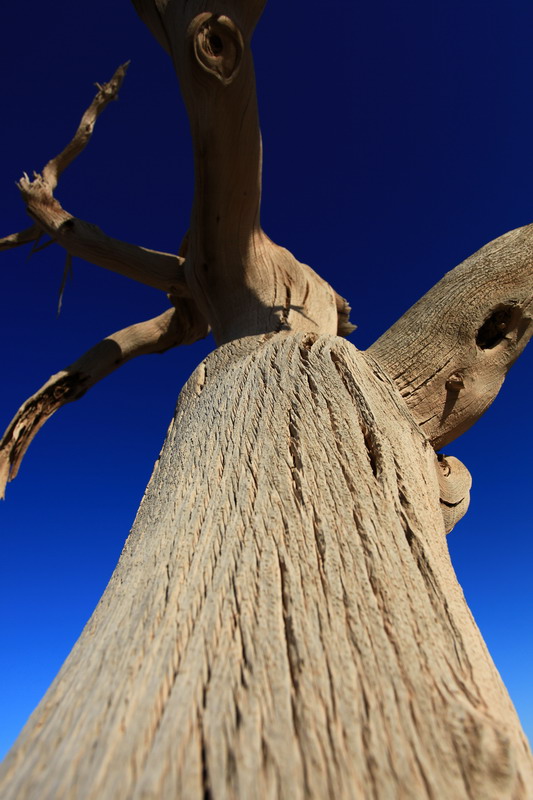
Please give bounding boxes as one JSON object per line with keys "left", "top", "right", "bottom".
{"left": 131, "top": 0, "right": 350, "bottom": 346}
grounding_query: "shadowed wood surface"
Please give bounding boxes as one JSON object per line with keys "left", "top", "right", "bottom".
{"left": 1, "top": 334, "right": 530, "bottom": 799}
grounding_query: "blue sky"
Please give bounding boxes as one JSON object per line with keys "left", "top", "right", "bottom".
{"left": 0, "top": 0, "right": 531, "bottom": 759}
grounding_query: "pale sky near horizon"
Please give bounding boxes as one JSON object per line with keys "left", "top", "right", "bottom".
{"left": 0, "top": 0, "right": 531, "bottom": 759}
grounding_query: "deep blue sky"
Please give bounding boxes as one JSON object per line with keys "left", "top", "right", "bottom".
{"left": 1, "top": 0, "right": 531, "bottom": 759}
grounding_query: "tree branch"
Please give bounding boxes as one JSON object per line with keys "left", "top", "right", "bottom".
{"left": 0, "top": 300, "right": 208, "bottom": 498}
{"left": 41, "top": 62, "right": 129, "bottom": 191}
{"left": 13, "top": 177, "right": 190, "bottom": 294}
{"left": 0, "top": 225, "right": 40, "bottom": 250}
{"left": 369, "top": 224, "right": 533, "bottom": 449}
{"left": 1, "top": 63, "right": 127, "bottom": 247}
{"left": 0, "top": 63, "right": 190, "bottom": 296}
{"left": 130, "top": 0, "right": 355, "bottom": 344}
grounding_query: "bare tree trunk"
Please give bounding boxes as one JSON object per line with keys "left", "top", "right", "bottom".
{"left": 1, "top": 0, "right": 532, "bottom": 796}
{"left": 1, "top": 333, "right": 530, "bottom": 799}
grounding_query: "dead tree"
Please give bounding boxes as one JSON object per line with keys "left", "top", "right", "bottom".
{"left": 0, "top": 1, "right": 532, "bottom": 798}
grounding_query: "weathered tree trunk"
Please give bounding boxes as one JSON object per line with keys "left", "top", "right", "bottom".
{"left": 1, "top": 0, "right": 532, "bottom": 796}
{"left": 1, "top": 334, "right": 531, "bottom": 799}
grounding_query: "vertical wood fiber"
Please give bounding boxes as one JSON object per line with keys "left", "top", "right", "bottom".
{"left": 1, "top": 334, "right": 531, "bottom": 799}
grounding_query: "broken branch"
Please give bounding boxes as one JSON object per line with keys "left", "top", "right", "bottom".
{"left": 369, "top": 224, "right": 533, "bottom": 449}
{"left": 15, "top": 175, "right": 190, "bottom": 294}
{"left": 0, "top": 63, "right": 128, "bottom": 248}
{"left": 41, "top": 62, "right": 129, "bottom": 191}
{"left": 0, "top": 300, "right": 208, "bottom": 498}
{"left": 1, "top": 63, "right": 189, "bottom": 295}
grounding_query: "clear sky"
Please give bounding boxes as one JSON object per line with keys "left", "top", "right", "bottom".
{"left": 0, "top": 0, "right": 531, "bottom": 760}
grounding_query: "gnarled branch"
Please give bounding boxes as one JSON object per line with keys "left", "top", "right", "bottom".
{"left": 0, "top": 300, "right": 208, "bottom": 498}
{"left": 15, "top": 175, "right": 190, "bottom": 295}
{"left": 369, "top": 224, "right": 533, "bottom": 449}
{"left": 41, "top": 62, "right": 129, "bottom": 191}
{"left": 0, "top": 63, "right": 128, "bottom": 250}
{"left": 0, "top": 63, "right": 190, "bottom": 297}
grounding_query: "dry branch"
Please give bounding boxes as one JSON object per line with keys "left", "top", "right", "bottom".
{"left": 0, "top": 63, "right": 190, "bottom": 296}
{"left": 0, "top": 301, "right": 208, "bottom": 498}
{"left": 16, "top": 177, "right": 191, "bottom": 294}
{"left": 41, "top": 63, "right": 129, "bottom": 191}
{"left": 0, "top": 63, "right": 128, "bottom": 250}
{"left": 0, "top": 225, "right": 40, "bottom": 251}
{"left": 369, "top": 224, "right": 533, "bottom": 449}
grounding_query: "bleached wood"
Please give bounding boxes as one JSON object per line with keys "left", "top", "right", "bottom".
{"left": 41, "top": 62, "right": 129, "bottom": 192}
{"left": 0, "top": 36, "right": 351, "bottom": 494}
{"left": 1, "top": 1, "right": 532, "bottom": 797}
{"left": 435, "top": 454, "right": 472, "bottom": 534}
{"left": 14, "top": 180, "right": 191, "bottom": 294}
{"left": 369, "top": 225, "right": 533, "bottom": 449}
{"left": 132, "top": 0, "right": 354, "bottom": 345}
{"left": 1, "top": 334, "right": 530, "bottom": 799}
{"left": 0, "top": 64, "right": 191, "bottom": 296}
{"left": 0, "top": 302, "right": 208, "bottom": 498}
{"left": 0, "top": 64, "right": 128, "bottom": 250}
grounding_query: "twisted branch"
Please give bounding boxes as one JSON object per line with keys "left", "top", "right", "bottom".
{"left": 42, "top": 63, "right": 130, "bottom": 191}
{"left": 0, "top": 63, "right": 128, "bottom": 252}
{"left": 0, "top": 63, "right": 190, "bottom": 297}
{"left": 0, "top": 300, "right": 208, "bottom": 498}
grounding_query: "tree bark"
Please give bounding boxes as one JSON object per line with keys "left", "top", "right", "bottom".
{"left": 1, "top": 333, "right": 531, "bottom": 799}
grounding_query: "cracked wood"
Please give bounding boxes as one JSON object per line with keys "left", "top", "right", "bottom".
{"left": 0, "top": 335, "right": 531, "bottom": 799}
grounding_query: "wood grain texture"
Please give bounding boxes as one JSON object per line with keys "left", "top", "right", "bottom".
{"left": 1, "top": 334, "right": 530, "bottom": 799}
{"left": 435, "top": 455, "right": 472, "bottom": 534}
{"left": 132, "top": 0, "right": 354, "bottom": 346}
{"left": 1, "top": 2, "right": 531, "bottom": 795}
{"left": 369, "top": 224, "right": 533, "bottom": 449}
